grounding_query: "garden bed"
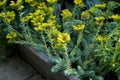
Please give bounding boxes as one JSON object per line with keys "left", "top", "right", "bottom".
{"left": 1, "top": 0, "right": 120, "bottom": 79}
{"left": 18, "top": 45, "right": 80, "bottom": 80}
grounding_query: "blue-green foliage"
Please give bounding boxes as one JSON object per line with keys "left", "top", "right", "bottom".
{"left": 1, "top": 0, "right": 120, "bottom": 80}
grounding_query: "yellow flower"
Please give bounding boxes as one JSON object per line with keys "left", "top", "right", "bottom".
{"left": 0, "top": 11, "right": 16, "bottom": 23}
{"left": 81, "top": 10, "right": 90, "bottom": 19}
{"left": 0, "top": 0, "right": 7, "bottom": 7}
{"left": 111, "top": 14, "right": 120, "bottom": 21}
{"left": 25, "top": 0, "right": 38, "bottom": 7}
{"left": 95, "top": 16, "right": 105, "bottom": 21}
{"left": 18, "top": 5, "right": 24, "bottom": 11}
{"left": 47, "top": 7, "right": 54, "bottom": 14}
{"left": 5, "top": 32, "right": 17, "bottom": 43}
{"left": 94, "top": 16, "right": 105, "bottom": 26}
{"left": 95, "top": 21, "right": 104, "bottom": 26}
{"left": 9, "top": 1, "right": 16, "bottom": 8}
{"left": 20, "top": 16, "right": 32, "bottom": 23}
{"left": 47, "top": 0, "right": 57, "bottom": 4}
{"left": 96, "top": 35, "right": 105, "bottom": 41}
{"left": 54, "top": 32, "right": 70, "bottom": 48}
{"left": 47, "top": 16, "right": 56, "bottom": 25}
{"left": 47, "top": 19, "right": 56, "bottom": 25}
{"left": 9, "top": 0, "right": 23, "bottom": 8}
{"left": 89, "top": 7, "right": 96, "bottom": 13}
{"left": 48, "top": 28, "right": 60, "bottom": 43}
{"left": 25, "top": 0, "right": 33, "bottom": 3}
{"left": 42, "top": 23, "right": 48, "bottom": 27}
{"left": 73, "top": 24, "right": 85, "bottom": 31}
{"left": 31, "top": 15, "right": 45, "bottom": 26}
{"left": 73, "top": 0, "right": 83, "bottom": 5}
{"left": 30, "top": 1, "right": 38, "bottom": 7}
{"left": 34, "top": 26, "right": 43, "bottom": 31}
{"left": 50, "top": 29, "right": 60, "bottom": 37}
{"left": 16, "top": 0, "right": 22, "bottom": 6}
{"left": 54, "top": 43, "right": 65, "bottom": 49}
{"left": 42, "top": 22, "right": 54, "bottom": 29}
{"left": 34, "top": 10, "right": 45, "bottom": 16}
{"left": 61, "top": 9, "right": 72, "bottom": 20}
{"left": 6, "top": 32, "right": 17, "bottom": 39}
{"left": 95, "top": 3, "right": 106, "bottom": 9}
{"left": 37, "top": 2, "right": 47, "bottom": 10}
{"left": 5, "top": 11, "right": 16, "bottom": 23}
{"left": 49, "top": 16, "right": 56, "bottom": 19}
{"left": 0, "top": 12, "right": 5, "bottom": 17}
{"left": 57, "top": 33, "right": 71, "bottom": 43}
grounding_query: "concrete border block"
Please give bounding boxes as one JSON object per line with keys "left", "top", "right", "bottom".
{"left": 18, "top": 45, "right": 80, "bottom": 80}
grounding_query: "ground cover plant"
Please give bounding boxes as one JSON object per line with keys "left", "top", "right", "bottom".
{"left": 0, "top": 0, "right": 120, "bottom": 79}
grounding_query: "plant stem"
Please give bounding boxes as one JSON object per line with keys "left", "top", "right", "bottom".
{"left": 63, "top": 44, "right": 71, "bottom": 69}
{"left": 70, "top": 31, "right": 83, "bottom": 56}
{"left": 40, "top": 31, "right": 51, "bottom": 57}
{"left": 85, "top": 26, "right": 102, "bottom": 60}
{"left": 46, "top": 30, "right": 59, "bottom": 57}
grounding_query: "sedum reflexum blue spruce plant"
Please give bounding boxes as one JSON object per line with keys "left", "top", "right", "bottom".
{"left": 0, "top": 0, "right": 120, "bottom": 79}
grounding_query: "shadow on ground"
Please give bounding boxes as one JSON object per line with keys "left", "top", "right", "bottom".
{"left": 0, "top": 56, "right": 45, "bottom": 80}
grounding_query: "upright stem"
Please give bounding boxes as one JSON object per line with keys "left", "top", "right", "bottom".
{"left": 63, "top": 44, "right": 71, "bottom": 69}
{"left": 40, "top": 31, "right": 51, "bottom": 56}
{"left": 70, "top": 31, "right": 83, "bottom": 56}
{"left": 46, "top": 30, "right": 59, "bottom": 57}
{"left": 85, "top": 26, "right": 102, "bottom": 60}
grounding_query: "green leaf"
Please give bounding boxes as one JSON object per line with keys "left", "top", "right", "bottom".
{"left": 107, "top": 1, "right": 120, "bottom": 11}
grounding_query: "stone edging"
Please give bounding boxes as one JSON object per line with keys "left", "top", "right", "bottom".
{"left": 18, "top": 45, "right": 80, "bottom": 80}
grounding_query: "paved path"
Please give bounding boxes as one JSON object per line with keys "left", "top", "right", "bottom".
{"left": 0, "top": 56, "right": 45, "bottom": 80}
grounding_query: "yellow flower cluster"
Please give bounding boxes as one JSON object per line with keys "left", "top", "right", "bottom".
{"left": 25, "top": 0, "right": 38, "bottom": 7}
{"left": 21, "top": 2, "right": 54, "bottom": 25}
{"left": 47, "top": 0, "right": 57, "bottom": 4}
{"left": 89, "top": 7, "right": 96, "bottom": 13}
{"left": 111, "top": 14, "right": 120, "bottom": 22}
{"left": 89, "top": 3, "right": 106, "bottom": 14}
{"left": 31, "top": 14, "right": 45, "bottom": 25}
{"left": 50, "top": 28, "right": 60, "bottom": 38}
{"left": 72, "top": 21, "right": 85, "bottom": 31}
{"left": 0, "top": 11, "right": 16, "bottom": 23}
{"left": 34, "top": 15, "right": 56, "bottom": 32}
{"left": 6, "top": 32, "right": 17, "bottom": 43}
{"left": 95, "top": 3, "right": 106, "bottom": 9}
{"left": 61, "top": 9, "right": 72, "bottom": 20}
{"left": 54, "top": 32, "right": 71, "bottom": 48}
{"left": 73, "top": 24, "right": 85, "bottom": 31}
{"left": 73, "top": 0, "right": 83, "bottom": 5}
{"left": 95, "top": 16, "right": 105, "bottom": 26}
{"left": 18, "top": 5, "right": 24, "bottom": 11}
{"left": 57, "top": 33, "right": 71, "bottom": 43}
{"left": 95, "top": 16, "right": 105, "bottom": 21}
{"left": 21, "top": 4, "right": 45, "bottom": 22}
{"left": 20, "top": 1, "right": 57, "bottom": 35}
{"left": 0, "top": 0, "right": 7, "bottom": 7}
{"left": 6, "top": 32, "right": 17, "bottom": 39}
{"left": 81, "top": 10, "right": 91, "bottom": 19}
{"left": 37, "top": 2, "right": 47, "bottom": 10}
{"left": 96, "top": 35, "right": 105, "bottom": 41}
{"left": 34, "top": 25, "right": 43, "bottom": 31}
{"left": 9, "top": 0, "right": 24, "bottom": 11}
